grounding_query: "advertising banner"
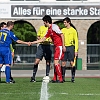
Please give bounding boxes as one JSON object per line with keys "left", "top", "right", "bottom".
{"left": 0, "top": 3, "right": 100, "bottom": 19}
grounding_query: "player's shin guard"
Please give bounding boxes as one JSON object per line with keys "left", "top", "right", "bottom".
{"left": 5, "top": 66, "right": 10, "bottom": 82}
{"left": 61, "top": 66, "right": 66, "bottom": 81}
{"left": 32, "top": 64, "right": 38, "bottom": 79}
{"left": 55, "top": 64, "right": 63, "bottom": 81}
{"left": 46, "top": 65, "right": 50, "bottom": 76}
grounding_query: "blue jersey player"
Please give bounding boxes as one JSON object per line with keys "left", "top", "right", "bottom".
{"left": 0, "top": 21, "right": 30, "bottom": 83}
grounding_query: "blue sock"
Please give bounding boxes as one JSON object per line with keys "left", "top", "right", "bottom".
{"left": 0, "top": 67, "right": 1, "bottom": 82}
{"left": 5, "top": 66, "right": 7, "bottom": 76}
{"left": 5, "top": 66, "right": 10, "bottom": 82}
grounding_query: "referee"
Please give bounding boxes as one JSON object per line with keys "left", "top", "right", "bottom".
{"left": 30, "top": 25, "right": 52, "bottom": 82}
{"left": 61, "top": 17, "right": 78, "bottom": 83}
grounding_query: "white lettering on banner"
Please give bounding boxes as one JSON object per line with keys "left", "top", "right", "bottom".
{"left": 8, "top": 4, "right": 100, "bottom": 19}
{"left": 13, "top": 7, "right": 31, "bottom": 15}
{"left": 90, "top": 7, "right": 100, "bottom": 15}
{"left": 33, "top": 7, "right": 45, "bottom": 15}
{"left": 46, "top": 7, "right": 61, "bottom": 15}
{"left": 63, "top": 7, "right": 88, "bottom": 15}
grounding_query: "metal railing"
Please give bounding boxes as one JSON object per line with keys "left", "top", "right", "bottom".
{"left": 87, "top": 44, "right": 100, "bottom": 70}
{"left": 13, "top": 44, "right": 54, "bottom": 69}
{"left": 12, "top": 44, "right": 100, "bottom": 70}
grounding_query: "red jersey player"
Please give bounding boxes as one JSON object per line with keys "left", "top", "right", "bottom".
{"left": 31, "top": 15, "right": 66, "bottom": 83}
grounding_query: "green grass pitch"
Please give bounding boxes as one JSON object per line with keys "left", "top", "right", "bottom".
{"left": 0, "top": 77, "right": 100, "bottom": 100}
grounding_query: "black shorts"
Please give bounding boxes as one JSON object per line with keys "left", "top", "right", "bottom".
{"left": 62, "top": 46, "right": 74, "bottom": 62}
{"left": 36, "top": 44, "right": 52, "bottom": 60}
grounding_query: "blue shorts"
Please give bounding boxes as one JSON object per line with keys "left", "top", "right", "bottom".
{"left": 0, "top": 47, "right": 12, "bottom": 64}
{"left": 36, "top": 44, "right": 52, "bottom": 60}
{"left": 62, "top": 46, "right": 74, "bottom": 62}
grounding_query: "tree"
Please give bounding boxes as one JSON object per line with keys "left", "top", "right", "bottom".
{"left": 12, "top": 20, "right": 37, "bottom": 42}
{"left": 53, "top": 20, "right": 65, "bottom": 29}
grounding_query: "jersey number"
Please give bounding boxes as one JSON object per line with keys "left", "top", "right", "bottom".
{"left": 0, "top": 32, "right": 7, "bottom": 41}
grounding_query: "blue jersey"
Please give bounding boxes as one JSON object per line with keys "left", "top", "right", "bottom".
{"left": 0, "top": 28, "right": 18, "bottom": 47}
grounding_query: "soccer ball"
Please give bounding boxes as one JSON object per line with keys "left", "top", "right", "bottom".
{"left": 43, "top": 79, "right": 49, "bottom": 83}
{"left": 42, "top": 76, "right": 50, "bottom": 83}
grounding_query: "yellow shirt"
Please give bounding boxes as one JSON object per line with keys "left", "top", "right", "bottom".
{"left": 61, "top": 27, "right": 78, "bottom": 52}
{"left": 10, "top": 44, "right": 14, "bottom": 53}
{"left": 37, "top": 26, "right": 51, "bottom": 44}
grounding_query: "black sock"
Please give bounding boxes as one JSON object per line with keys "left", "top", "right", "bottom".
{"left": 46, "top": 65, "right": 50, "bottom": 76}
{"left": 61, "top": 66, "right": 66, "bottom": 80}
{"left": 71, "top": 66, "right": 76, "bottom": 79}
{"left": 33, "top": 64, "right": 38, "bottom": 79}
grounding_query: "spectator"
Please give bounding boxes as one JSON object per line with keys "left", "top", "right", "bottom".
{"left": 16, "top": 55, "right": 21, "bottom": 63}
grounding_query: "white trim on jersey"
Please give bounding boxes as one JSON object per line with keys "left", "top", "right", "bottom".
{"left": 52, "top": 24, "right": 62, "bottom": 34}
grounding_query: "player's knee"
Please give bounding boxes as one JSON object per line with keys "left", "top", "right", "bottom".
{"left": 61, "top": 61, "right": 66, "bottom": 67}
{"left": 0, "top": 64, "right": 3, "bottom": 67}
{"left": 70, "top": 61, "right": 74, "bottom": 66}
{"left": 46, "top": 61, "right": 50, "bottom": 66}
{"left": 34, "top": 59, "right": 40, "bottom": 65}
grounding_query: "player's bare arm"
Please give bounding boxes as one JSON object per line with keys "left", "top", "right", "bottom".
{"left": 16, "top": 40, "right": 30, "bottom": 46}
{"left": 31, "top": 37, "right": 46, "bottom": 45}
{"left": 61, "top": 34, "right": 66, "bottom": 52}
{"left": 37, "top": 36, "right": 41, "bottom": 40}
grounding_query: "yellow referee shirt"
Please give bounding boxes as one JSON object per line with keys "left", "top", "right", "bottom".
{"left": 37, "top": 26, "right": 51, "bottom": 44}
{"left": 61, "top": 27, "right": 78, "bottom": 52}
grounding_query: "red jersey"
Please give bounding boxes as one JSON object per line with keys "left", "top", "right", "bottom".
{"left": 45, "top": 24, "right": 62, "bottom": 46}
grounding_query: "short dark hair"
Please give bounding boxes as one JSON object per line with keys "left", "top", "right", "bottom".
{"left": 42, "top": 15, "right": 52, "bottom": 24}
{"left": 63, "top": 17, "right": 71, "bottom": 24}
{"left": 7, "top": 21, "right": 14, "bottom": 27}
{"left": 0, "top": 22, "right": 6, "bottom": 29}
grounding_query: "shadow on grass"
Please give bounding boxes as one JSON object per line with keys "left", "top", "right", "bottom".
{"left": 0, "top": 81, "right": 6, "bottom": 83}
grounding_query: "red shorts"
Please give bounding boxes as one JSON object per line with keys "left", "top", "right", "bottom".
{"left": 54, "top": 46, "right": 64, "bottom": 60}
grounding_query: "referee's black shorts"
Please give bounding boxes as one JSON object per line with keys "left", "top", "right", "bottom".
{"left": 36, "top": 44, "right": 52, "bottom": 60}
{"left": 62, "top": 46, "right": 74, "bottom": 62}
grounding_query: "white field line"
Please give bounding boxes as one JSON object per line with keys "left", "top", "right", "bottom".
{"left": 50, "top": 92, "right": 100, "bottom": 96}
{"left": 46, "top": 92, "right": 100, "bottom": 99}
{"left": 0, "top": 92, "right": 37, "bottom": 94}
{"left": 78, "top": 93, "right": 100, "bottom": 96}
{"left": 40, "top": 81, "right": 48, "bottom": 100}
{"left": 0, "top": 92, "right": 100, "bottom": 96}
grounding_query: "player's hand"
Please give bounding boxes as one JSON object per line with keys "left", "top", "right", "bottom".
{"left": 62, "top": 46, "right": 66, "bottom": 52}
{"left": 30, "top": 42, "right": 35, "bottom": 45}
{"left": 27, "top": 42, "right": 31, "bottom": 46}
{"left": 75, "top": 52, "right": 78, "bottom": 57}
{"left": 12, "top": 52, "right": 14, "bottom": 58}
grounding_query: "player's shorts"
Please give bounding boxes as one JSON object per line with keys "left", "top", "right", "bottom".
{"left": 0, "top": 47, "right": 12, "bottom": 64}
{"left": 36, "top": 44, "right": 52, "bottom": 60}
{"left": 54, "top": 46, "right": 64, "bottom": 60}
{"left": 62, "top": 46, "right": 74, "bottom": 62}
